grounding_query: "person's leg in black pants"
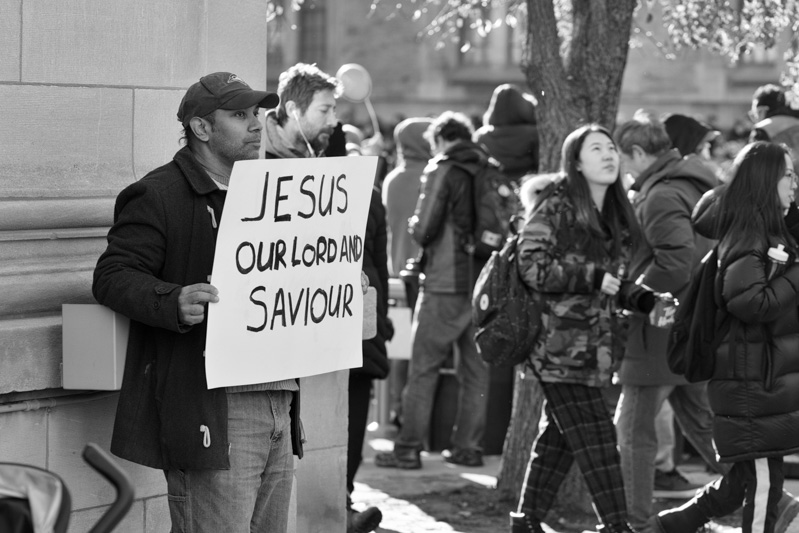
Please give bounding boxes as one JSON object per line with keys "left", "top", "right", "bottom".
{"left": 347, "top": 373, "right": 374, "bottom": 493}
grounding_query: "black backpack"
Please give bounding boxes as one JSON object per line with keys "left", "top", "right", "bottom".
{"left": 452, "top": 159, "right": 521, "bottom": 261}
{"left": 472, "top": 227, "right": 544, "bottom": 367}
{"left": 667, "top": 247, "right": 732, "bottom": 382}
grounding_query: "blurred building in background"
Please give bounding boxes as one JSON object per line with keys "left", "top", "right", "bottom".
{"left": 268, "top": 0, "right": 791, "bottom": 136}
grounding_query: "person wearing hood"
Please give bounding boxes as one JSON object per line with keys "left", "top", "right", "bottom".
{"left": 662, "top": 113, "right": 721, "bottom": 160}
{"left": 263, "top": 62, "right": 341, "bottom": 159}
{"left": 612, "top": 110, "right": 724, "bottom": 533}
{"left": 381, "top": 117, "right": 433, "bottom": 429}
{"left": 473, "top": 83, "right": 539, "bottom": 182}
{"left": 383, "top": 118, "right": 434, "bottom": 278}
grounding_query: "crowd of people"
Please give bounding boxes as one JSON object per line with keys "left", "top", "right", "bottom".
{"left": 91, "top": 61, "right": 799, "bottom": 533}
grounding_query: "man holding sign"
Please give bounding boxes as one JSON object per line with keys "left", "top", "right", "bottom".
{"left": 93, "top": 72, "right": 299, "bottom": 533}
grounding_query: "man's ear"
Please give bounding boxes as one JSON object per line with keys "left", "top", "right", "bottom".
{"left": 189, "top": 117, "right": 210, "bottom": 142}
{"left": 631, "top": 144, "right": 646, "bottom": 159}
{"left": 285, "top": 100, "right": 298, "bottom": 120}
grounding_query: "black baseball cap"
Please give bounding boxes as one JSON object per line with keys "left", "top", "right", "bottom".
{"left": 177, "top": 72, "right": 279, "bottom": 126}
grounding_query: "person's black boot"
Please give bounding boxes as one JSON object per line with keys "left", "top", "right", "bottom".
{"left": 509, "top": 511, "right": 545, "bottom": 533}
{"left": 654, "top": 500, "right": 708, "bottom": 533}
{"left": 346, "top": 506, "right": 382, "bottom": 533}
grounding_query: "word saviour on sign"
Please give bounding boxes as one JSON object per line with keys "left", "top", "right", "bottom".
{"left": 205, "top": 156, "right": 378, "bottom": 388}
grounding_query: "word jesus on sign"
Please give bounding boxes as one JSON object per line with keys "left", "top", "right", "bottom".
{"left": 205, "top": 157, "right": 378, "bottom": 388}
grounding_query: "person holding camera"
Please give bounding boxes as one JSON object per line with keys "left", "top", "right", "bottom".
{"left": 375, "top": 111, "right": 492, "bottom": 470}
{"left": 510, "top": 124, "right": 647, "bottom": 533}
{"left": 612, "top": 110, "right": 722, "bottom": 533}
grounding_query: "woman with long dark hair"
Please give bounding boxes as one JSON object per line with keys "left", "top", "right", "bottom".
{"left": 656, "top": 141, "right": 799, "bottom": 533}
{"left": 510, "top": 124, "right": 646, "bottom": 533}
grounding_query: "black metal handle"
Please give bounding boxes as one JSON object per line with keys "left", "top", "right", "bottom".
{"left": 83, "top": 443, "right": 134, "bottom": 533}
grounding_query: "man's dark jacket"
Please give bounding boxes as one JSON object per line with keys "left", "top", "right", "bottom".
{"left": 619, "top": 150, "right": 719, "bottom": 386}
{"left": 93, "top": 146, "right": 302, "bottom": 470}
{"left": 355, "top": 188, "right": 392, "bottom": 378}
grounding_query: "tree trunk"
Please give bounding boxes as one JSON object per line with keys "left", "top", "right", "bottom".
{"left": 496, "top": 368, "right": 543, "bottom": 499}
{"left": 495, "top": 0, "right": 637, "bottom": 518}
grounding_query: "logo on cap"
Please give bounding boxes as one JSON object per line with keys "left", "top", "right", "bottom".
{"left": 227, "top": 74, "right": 249, "bottom": 88}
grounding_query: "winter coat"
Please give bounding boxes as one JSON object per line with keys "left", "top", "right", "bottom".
{"left": 382, "top": 118, "right": 433, "bottom": 276}
{"left": 693, "top": 192, "right": 799, "bottom": 461}
{"left": 473, "top": 84, "right": 538, "bottom": 181}
{"left": 712, "top": 239, "right": 799, "bottom": 461}
{"left": 354, "top": 188, "right": 392, "bottom": 379}
{"left": 517, "top": 179, "right": 633, "bottom": 388}
{"left": 619, "top": 150, "right": 719, "bottom": 386}
{"left": 93, "top": 146, "right": 303, "bottom": 470}
{"left": 408, "top": 140, "right": 489, "bottom": 294}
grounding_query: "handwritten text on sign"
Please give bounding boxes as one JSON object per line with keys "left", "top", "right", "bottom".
{"left": 205, "top": 157, "right": 377, "bottom": 388}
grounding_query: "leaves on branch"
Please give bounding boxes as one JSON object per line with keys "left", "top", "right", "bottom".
{"left": 358, "top": 0, "right": 799, "bottom": 87}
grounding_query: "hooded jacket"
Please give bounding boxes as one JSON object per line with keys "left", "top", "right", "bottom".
{"left": 382, "top": 118, "right": 433, "bottom": 276}
{"left": 408, "top": 140, "right": 489, "bottom": 293}
{"left": 262, "top": 109, "right": 314, "bottom": 159}
{"left": 473, "top": 84, "right": 538, "bottom": 181}
{"left": 518, "top": 179, "right": 633, "bottom": 387}
{"left": 693, "top": 191, "right": 799, "bottom": 461}
{"left": 663, "top": 113, "right": 719, "bottom": 157}
{"left": 618, "top": 150, "right": 719, "bottom": 386}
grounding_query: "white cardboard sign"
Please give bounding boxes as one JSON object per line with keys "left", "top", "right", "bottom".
{"left": 205, "top": 156, "right": 377, "bottom": 388}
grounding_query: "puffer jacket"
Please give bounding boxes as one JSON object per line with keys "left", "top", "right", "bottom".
{"left": 517, "top": 180, "right": 633, "bottom": 388}
{"left": 710, "top": 239, "right": 799, "bottom": 461}
{"left": 693, "top": 192, "right": 799, "bottom": 461}
{"left": 619, "top": 150, "right": 719, "bottom": 386}
{"left": 408, "top": 140, "right": 489, "bottom": 294}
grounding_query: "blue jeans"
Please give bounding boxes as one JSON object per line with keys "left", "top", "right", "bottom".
{"left": 654, "top": 400, "right": 675, "bottom": 472}
{"left": 166, "top": 390, "right": 295, "bottom": 533}
{"left": 615, "top": 383, "right": 723, "bottom": 533}
{"left": 395, "top": 290, "right": 489, "bottom": 455}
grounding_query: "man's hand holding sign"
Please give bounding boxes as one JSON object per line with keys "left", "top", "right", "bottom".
{"left": 206, "top": 156, "right": 378, "bottom": 388}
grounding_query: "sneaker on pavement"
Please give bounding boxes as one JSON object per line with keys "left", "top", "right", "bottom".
{"left": 374, "top": 450, "right": 422, "bottom": 469}
{"left": 442, "top": 448, "right": 484, "bottom": 467}
{"left": 347, "top": 506, "right": 382, "bottom": 533}
{"left": 653, "top": 468, "right": 703, "bottom": 499}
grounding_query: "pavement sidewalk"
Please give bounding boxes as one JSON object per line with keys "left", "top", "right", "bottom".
{"left": 351, "top": 423, "right": 799, "bottom": 533}
{"left": 351, "top": 425, "right": 501, "bottom": 533}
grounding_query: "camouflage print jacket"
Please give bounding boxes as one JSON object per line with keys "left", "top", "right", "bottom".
{"left": 518, "top": 182, "right": 632, "bottom": 387}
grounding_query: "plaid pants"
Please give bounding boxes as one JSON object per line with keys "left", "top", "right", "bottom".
{"left": 519, "top": 381, "right": 628, "bottom": 527}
